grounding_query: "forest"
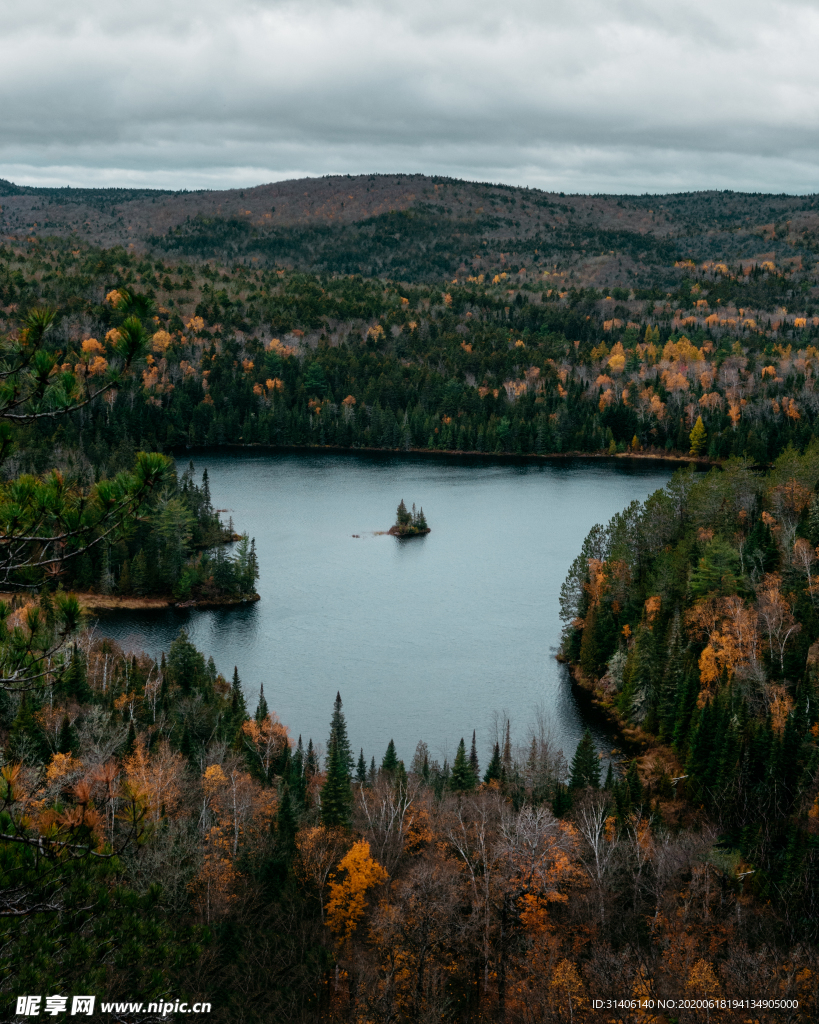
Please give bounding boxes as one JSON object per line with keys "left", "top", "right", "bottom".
{"left": 1, "top": 182, "right": 819, "bottom": 1022}
{"left": 3, "top": 238, "right": 819, "bottom": 468}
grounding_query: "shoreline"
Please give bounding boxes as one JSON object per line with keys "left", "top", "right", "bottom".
{"left": 561, "top": 656, "right": 660, "bottom": 755}
{"left": 75, "top": 592, "right": 261, "bottom": 615}
{"left": 172, "top": 441, "right": 717, "bottom": 471}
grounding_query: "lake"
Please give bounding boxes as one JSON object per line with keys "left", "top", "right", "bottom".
{"left": 95, "top": 452, "right": 672, "bottom": 770}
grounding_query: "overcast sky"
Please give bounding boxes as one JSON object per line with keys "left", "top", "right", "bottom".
{"left": 3, "top": 0, "right": 819, "bottom": 194}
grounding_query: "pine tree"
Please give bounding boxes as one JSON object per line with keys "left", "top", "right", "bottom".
{"left": 381, "top": 738, "right": 399, "bottom": 776}
{"left": 569, "top": 729, "right": 601, "bottom": 789}
{"left": 368, "top": 756, "right": 377, "bottom": 786}
{"left": 604, "top": 762, "right": 614, "bottom": 790}
{"left": 625, "top": 760, "right": 643, "bottom": 805}
{"left": 450, "top": 738, "right": 475, "bottom": 792}
{"left": 255, "top": 683, "right": 269, "bottom": 723}
{"left": 356, "top": 748, "right": 367, "bottom": 785}
{"left": 321, "top": 737, "right": 352, "bottom": 828}
{"left": 689, "top": 415, "right": 707, "bottom": 456}
{"left": 328, "top": 691, "right": 354, "bottom": 778}
{"left": 416, "top": 506, "right": 428, "bottom": 530}
{"left": 131, "top": 548, "right": 150, "bottom": 596}
{"left": 231, "top": 666, "right": 248, "bottom": 724}
{"left": 123, "top": 720, "right": 137, "bottom": 757}
{"left": 395, "top": 499, "right": 411, "bottom": 528}
{"left": 484, "top": 741, "right": 502, "bottom": 784}
{"left": 305, "top": 739, "right": 319, "bottom": 779}
{"left": 59, "top": 647, "right": 92, "bottom": 703}
{"left": 58, "top": 715, "right": 75, "bottom": 755}
{"left": 468, "top": 729, "right": 480, "bottom": 782}
{"left": 502, "top": 719, "right": 512, "bottom": 779}
{"left": 552, "top": 783, "right": 572, "bottom": 817}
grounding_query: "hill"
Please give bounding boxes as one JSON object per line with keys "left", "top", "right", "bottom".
{"left": 2, "top": 173, "right": 819, "bottom": 285}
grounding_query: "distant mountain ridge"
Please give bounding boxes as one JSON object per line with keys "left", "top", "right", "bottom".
{"left": 2, "top": 173, "right": 818, "bottom": 285}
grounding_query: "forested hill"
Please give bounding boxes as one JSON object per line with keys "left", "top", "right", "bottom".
{"left": 3, "top": 173, "right": 819, "bottom": 284}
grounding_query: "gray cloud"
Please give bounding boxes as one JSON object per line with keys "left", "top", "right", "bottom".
{"left": 3, "top": 0, "right": 819, "bottom": 192}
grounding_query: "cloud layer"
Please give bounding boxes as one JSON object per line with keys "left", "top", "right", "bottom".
{"left": 3, "top": 0, "right": 819, "bottom": 193}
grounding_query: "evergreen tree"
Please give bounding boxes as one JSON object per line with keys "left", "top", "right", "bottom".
{"left": 327, "top": 691, "right": 354, "bottom": 779}
{"left": 502, "top": 719, "right": 512, "bottom": 779}
{"left": 625, "top": 760, "right": 643, "bottom": 806}
{"left": 123, "top": 720, "right": 137, "bottom": 757}
{"left": 468, "top": 729, "right": 480, "bottom": 782}
{"left": 569, "top": 729, "right": 601, "bottom": 789}
{"left": 484, "top": 741, "right": 502, "bottom": 784}
{"left": 59, "top": 647, "right": 92, "bottom": 703}
{"left": 367, "top": 756, "right": 377, "bottom": 786}
{"left": 305, "top": 739, "right": 319, "bottom": 779}
{"left": 255, "top": 683, "right": 269, "bottom": 723}
{"left": 321, "top": 736, "right": 352, "bottom": 828}
{"left": 604, "top": 761, "right": 614, "bottom": 790}
{"left": 395, "top": 499, "right": 411, "bottom": 528}
{"left": 552, "top": 783, "right": 573, "bottom": 817}
{"left": 416, "top": 506, "right": 428, "bottom": 530}
{"left": 356, "top": 748, "right": 367, "bottom": 785}
{"left": 131, "top": 548, "right": 150, "bottom": 595}
{"left": 231, "top": 666, "right": 248, "bottom": 724}
{"left": 450, "top": 738, "right": 475, "bottom": 792}
{"left": 381, "top": 738, "right": 399, "bottom": 776}
{"left": 58, "top": 715, "right": 76, "bottom": 755}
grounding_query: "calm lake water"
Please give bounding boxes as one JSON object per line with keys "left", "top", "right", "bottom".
{"left": 95, "top": 453, "right": 672, "bottom": 769}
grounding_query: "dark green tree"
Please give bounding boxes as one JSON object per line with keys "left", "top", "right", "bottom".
{"left": 450, "top": 738, "right": 475, "bottom": 792}
{"left": 328, "top": 691, "right": 354, "bottom": 778}
{"left": 468, "top": 729, "right": 480, "bottom": 781}
{"left": 255, "top": 683, "right": 269, "bottom": 723}
{"left": 321, "top": 736, "right": 352, "bottom": 828}
{"left": 484, "top": 742, "right": 502, "bottom": 784}
{"left": 381, "top": 738, "right": 399, "bottom": 776}
{"left": 569, "top": 729, "right": 601, "bottom": 789}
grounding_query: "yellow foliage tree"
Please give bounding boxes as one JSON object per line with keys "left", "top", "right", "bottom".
{"left": 325, "top": 839, "right": 388, "bottom": 944}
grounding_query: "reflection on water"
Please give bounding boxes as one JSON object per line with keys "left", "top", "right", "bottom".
{"left": 95, "top": 453, "right": 672, "bottom": 766}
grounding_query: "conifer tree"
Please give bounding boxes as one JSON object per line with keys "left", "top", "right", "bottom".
{"left": 368, "top": 756, "right": 377, "bottom": 786}
{"left": 569, "top": 729, "right": 601, "bottom": 789}
{"left": 321, "top": 736, "right": 352, "bottom": 828}
{"left": 552, "top": 783, "right": 572, "bottom": 817}
{"left": 231, "top": 666, "right": 248, "bottom": 724}
{"left": 502, "top": 719, "right": 512, "bottom": 778}
{"left": 305, "top": 738, "right": 319, "bottom": 779}
{"left": 328, "top": 691, "right": 354, "bottom": 778}
{"left": 131, "top": 548, "right": 150, "bottom": 596}
{"left": 416, "top": 506, "right": 428, "bottom": 530}
{"left": 58, "top": 715, "right": 75, "bottom": 755}
{"left": 255, "top": 683, "right": 269, "bottom": 723}
{"left": 381, "top": 738, "right": 399, "bottom": 776}
{"left": 469, "top": 729, "right": 480, "bottom": 781}
{"left": 484, "top": 741, "right": 502, "bottom": 784}
{"left": 395, "top": 499, "right": 412, "bottom": 528}
{"left": 604, "top": 761, "right": 614, "bottom": 791}
{"left": 625, "top": 760, "right": 643, "bottom": 805}
{"left": 59, "top": 646, "right": 92, "bottom": 703}
{"left": 689, "top": 415, "right": 707, "bottom": 456}
{"left": 123, "top": 720, "right": 137, "bottom": 757}
{"left": 356, "top": 748, "right": 367, "bottom": 785}
{"left": 450, "top": 738, "right": 475, "bottom": 792}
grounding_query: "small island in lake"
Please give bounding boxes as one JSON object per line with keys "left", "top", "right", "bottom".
{"left": 388, "top": 499, "right": 430, "bottom": 537}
